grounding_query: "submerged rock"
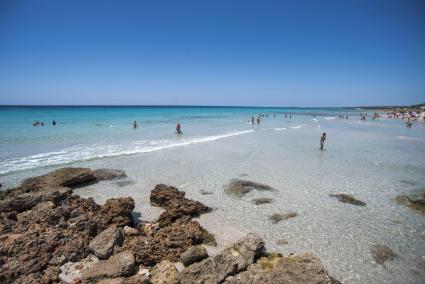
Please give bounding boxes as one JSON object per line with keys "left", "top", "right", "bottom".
{"left": 329, "top": 194, "right": 366, "bottom": 206}
{"left": 21, "top": 167, "right": 96, "bottom": 189}
{"left": 370, "top": 244, "right": 398, "bottom": 265}
{"left": 92, "top": 169, "right": 127, "bottom": 181}
{"left": 394, "top": 193, "right": 425, "bottom": 214}
{"left": 224, "top": 179, "right": 276, "bottom": 198}
{"left": 224, "top": 252, "right": 340, "bottom": 284}
{"left": 178, "top": 233, "right": 264, "bottom": 283}
{"left": 180, "top": 245, "right": 208, "bottom": 267}
{"left": 252, "top": 198, "right": 274, "bottom": 205}
{"left": 81, "top": 251, "right": 137, "bottom": 283}
{"left": 269, "top": 212, "right": 297, "bottom": 224}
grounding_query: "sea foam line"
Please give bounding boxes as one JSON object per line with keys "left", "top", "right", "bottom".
{"left": 0, "top": 130, "right": 254, "bottom": 175}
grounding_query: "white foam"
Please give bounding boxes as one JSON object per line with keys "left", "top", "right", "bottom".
{"left": 324, "top": 117, "right": 336, "bottom": 120}
{"left": 312, "top": 118, "right": 319, "bottom": 122}
{"left": 0, "top": 130, "right": 254, "bottom": 175}
{"left": 271, "top": 127, "right": 287, "bottom": 131}
{"left": 291, "top": 124, "right": 306, "bottom": 129}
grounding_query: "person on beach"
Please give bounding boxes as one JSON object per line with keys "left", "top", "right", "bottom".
{"left": 251, "top": 116, "right": 255, "bottom": 125}
{"left": 257, "top": 117, "right": 260, "bottom": 124}
{"left": 176, "top": 122, "right": 182, "bottom": 134}
{"left": 52, "top": 120, "right": 56, "bottom": 125}
{"left": 320, "top": 133, "right": 326, "bottom": 150}
{"left": 133, "top": 121, "right": 138, "bottom": 129}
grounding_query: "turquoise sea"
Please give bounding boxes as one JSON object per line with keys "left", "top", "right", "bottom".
{"left": 1, "top": 106, "right": 425, "bottom": 283}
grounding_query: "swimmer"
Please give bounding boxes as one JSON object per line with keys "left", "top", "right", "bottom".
{"left": 257, "top": 117, "right": 260, "bottom": 124}
{"left": 320, "top": 133, "right": 326, "bottom": 150}
{"left": 52, "top": 120, "right": 56, "bottom": 125}
{"left": 176, "top": 122, "right": 182, "bottom": 134}
{"left": 133, "top": 121, "right": 138, "bottom": 129}
{"left": 251, "top": 116, "right": 255, "bottom": 125}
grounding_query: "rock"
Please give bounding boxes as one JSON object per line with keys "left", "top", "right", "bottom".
{"left": 252, "top": 198, "right": 273, "bottom": 205}
{"left": 224, "top": 252, "right": 341, "bottom": 284}
{"left": 224, "top": 179, "right": 276, "bottom": 198}
{"left": 329, "top": 194, "right": 366, "bottom": 206}
{"left": 81, "top": 251, "right": 137, "bottom": 283}
{"left": 21, "top": 167, "right": 96, "bottom": 189}
{"left": 123, "top": 225, "right": 139, "bottom": 236}
{"left": 394, "top": 193, "right": 425, "bottom": 214}
{"left": 89, "top": 226, "right": 124, "bottom": 259}
{"left": 59, "top": 255, "right": 99, "bottom": 283}
{"left": 180, "top": 245, "right": 208, "bottom": 266}
{"left": 370, "top": 244, "right": 398, "bottom": 265}
{"left": 178, "top": 233, "right": 264, "bottom": 283}
{"left": 124, "top": 273, "right": 151, "bottom": 284}
{"left": 93, "top": 169, "right": 127, "bottom": 181}
{"left": 118, "top": 219, "right": 215, "bottom": 266}
{"left": 100, "top": 197, "right": 135, "bottom": 228}
{"left": 151, "top": 260, "right": 179, "bottom": 284}
{"left": 269, "top": 212, "right": 297, "bottom": 224}
{"left": 150, "top": 184, "right": 211, "bottom": 227}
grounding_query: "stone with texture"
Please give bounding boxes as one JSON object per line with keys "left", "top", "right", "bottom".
{"left": 151, "top": 260, "right": 179, "bottom": 284}
{"left": 89, "top": 226, "right": 124, "bottom": 259}
{"left": 329, "top": 194, "right": 366, "bottom": 206}
{"left": 180, "top": 245, "right": 208, "bottom": 266}
{"left": 224, "top": 179, "right": 276, "bottom": 198}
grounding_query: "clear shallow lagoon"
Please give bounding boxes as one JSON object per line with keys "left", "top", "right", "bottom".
{"left": 1, "top": 106, "right": 425, "bottom": 283}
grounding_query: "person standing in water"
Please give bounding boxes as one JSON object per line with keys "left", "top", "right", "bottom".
{"left": 176, "top": 122, "right": 182, "bottom": 134}
{"left": 52, "top": 120, "right": 56, "bottom": 125}
{"left": 133, "top": 121, "right": 138, "bottom": 129}
{"left": 251, "top": 116, "right": 255, "bottom": 125}
{"left": 320, "top": 133, "right": 326, "bottom": 150}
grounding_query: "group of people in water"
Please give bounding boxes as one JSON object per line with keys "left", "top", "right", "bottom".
{"left": 133, "top": 120, "right": 183, "bottom": 134}
{"left": 386, "top": 110, "right": 423, "bottom": 128}
{"left": 32, "top": 120, "right": 56, "bottom": 126}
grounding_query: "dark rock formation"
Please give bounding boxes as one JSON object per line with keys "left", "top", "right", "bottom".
{"left": 252, "top": 198, "right": 274, "bottom": 205}
{"left": 224, "top": 179, "right": 276, "bottom": 198}
{"left": 150, "top": 184, "right": 212, "bottom": 227}
{"left": 370, "top": 244, "right": 398, "bottom": 265}
{"left": 329, "top": 194, "right": 366, "bottom": 206}
{"left": 394, "top": 193, "right": 425, "bottom": 214}
{"left": 93, "top": 168, "right": 127, "bottom": 181}
{"left": 180, "top": 245, "right": 208, "bottom": 267}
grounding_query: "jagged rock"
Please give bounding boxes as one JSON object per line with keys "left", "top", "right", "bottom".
{"left": 252, "top": 198, "right": 273, "bottom": 205}
{"left": 81, "top": 251, "right": 137, "bottom": 283}
{"left": 118, "top": 219, "right": 215, "bottom": 266}
{"left": 224, "top": 179, "right": 276, "bottom": 198}
{"left": 370, "top": 244, "right": 398, "bottom": 265}
{"left": 329, "top": 194, "right": 366, "bottom": 206}
{"left": 224, "top": 253, "right": 341, "bottom": 284}
{"left": 151, "top": 260, "right": 179, "bottom": 284}
{"left": 178, "top": 233, "right": 264, "bottom": 283}
{"left": 123, "top": 226, "right": 139, "bottom": 236}
{"left": 59, "top": 254, "right": 99, "bottom": 283}
{"left": 89, "top": 226, "right": 124, "bottom": 259}
{"left": 93, "top": 169, "right": 127, "bottom": 181}
{"left": 100, "top": 197, "right": 135, "bottom": 228}
{"left": 180, "top": 245, "right": 208, "bottom": 266}
{"left": 150, "top": 184, "right": 211, "bottom": 227}
{"left": 269, "top": 212, "right": 297, "bottom": 224}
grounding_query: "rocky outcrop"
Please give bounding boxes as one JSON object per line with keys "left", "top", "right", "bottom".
{"left": 394, "top": 193, "right": 425, "bottom": 214}
{"left": 223, "top": 253, "right": 340, "bottom": 284}
{"left": 329, "top": 194, "right": 366, "bottom": 206}
{"left": 224, "top": 179, "right": 276, "bottom": 198}
{"left": 180, "top": 245, "right": 208, "bottom": 267}
{"left": 89, "top": 226, "right": 124, "bottom": 259}
{"left": 81, "top": 251, "right": 137, "bottom": 283}
{"left": 177, "top": 233, "right": 264, "bottom": 283}
{"left": 150, "top": 184, "right": 212, "bottom": 227}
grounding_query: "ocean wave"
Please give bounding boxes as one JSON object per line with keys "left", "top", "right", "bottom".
{"left": 0, "top": 130, "right": 254, "bottom": 175}
{"left": 324, "top": 117, "right": 336, "bottom": 120}
{"left": 271, "top": 127, "right": 287, "bottom": 131}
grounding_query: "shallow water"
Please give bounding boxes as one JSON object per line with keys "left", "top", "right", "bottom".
{"left": 1, "top": 106, "right": 425, "bottom": 283}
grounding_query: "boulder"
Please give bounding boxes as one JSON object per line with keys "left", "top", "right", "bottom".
{"left": 329, "top": 194, "right": 366, "bottom": 206}
{"left": 100, "top": 197, "right": 135, "bottom": 228}
{"left": 81, "top": 251, "right": 137, "bottom": 283}
{"left": 178, "top": 233, "right": 264, "bottom": 283}
{"left": 224, "top": 179, "right": 276, "bottom": 198}
{"left": 89, "top": 226, "right": 124, "bottom": 259}
{"left": 93, "top": 169, "right": 127, "bottom": 181}
{"left": 180, "top": 245, "right": 208, "bottom": 267}
{"left": 223, "top": 253, "right": 341, "bottom": 284}
{"left": 151, "top": 260, "right": 179, "bottom": 284}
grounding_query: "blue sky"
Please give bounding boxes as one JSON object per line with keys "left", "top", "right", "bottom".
{"left": 0, "top": 0, "right": 424, "bottom": 106}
